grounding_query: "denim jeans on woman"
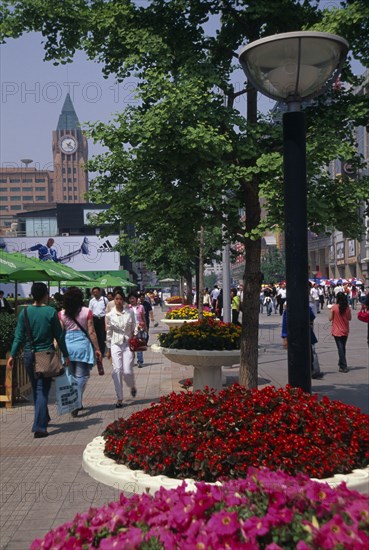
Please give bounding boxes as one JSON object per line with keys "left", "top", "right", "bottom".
{"left": 24, "top": 351, "right": 52, "bottom": 434}
{"left": 68, "top": 361, "right": 90, "bottom": 405}
{"left": 334, "top": 335, "right": 348, "bottom": 369}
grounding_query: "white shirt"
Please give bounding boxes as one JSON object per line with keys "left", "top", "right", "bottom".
{"left": 277, "top": 288, "right": 286, "bottom": 300}
{"left": 310, "top": 287, "right": 319, "bottom": 301}
{"left": 211, "top": 288, "right": 220, "bottom": 301}
{"left": 89, "top": 296, "right": 108, "bottom": 318}
{"left": 106, "top": 307, "right": 135, "bottom": 348}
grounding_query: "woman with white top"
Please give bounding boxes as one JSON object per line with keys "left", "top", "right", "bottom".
{"left": 106, "top": 290, "right": 137, "bottom": 408}
{"left": 128, "top": 291, "right": 147, "bottom": 368}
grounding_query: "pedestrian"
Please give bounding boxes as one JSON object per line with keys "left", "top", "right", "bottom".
{"left": 203, "top": 288, "right": 211, "bottom": 308}
{"left": 89, "top": 287, "right": 108, "bottom": 356}
{"left": 59, "top": 287, "right": 102, "bottom": 417}
{"left": 281, "top": 302, "right": 323, "bottom": 379}
{"left": 106, "top": 290, "right": 137, "bottom": 408}
{"left": 277, "top": 283, "right": 286, "bottom": 315}
{"left": 0, "top": 289, "right": 14, "bottom": 313}
{"left": 329, "top": 292, "right": 352, "bottom": 373}
{"left": 139, "top": 291, "right": 156, "bottom": 340}
{"left": 6, "top": 282, "right": 70, "bottom": 438}
{"left": 216, "top": 288, "right": 223, "bottom": 320}
{"left": 363, "top": 291, "right": 369, "bottom": 348}
{"left": 128, "top": 291, "right": 147, "bottom": 368}
{"left": 106, "top": 286, "right": 124, "bottom": 314}
{"left": 231, "top": 288, "right": 240, "bottom": 325}
{"left": 210, "top": 285, "right": 220, "bottom": 313}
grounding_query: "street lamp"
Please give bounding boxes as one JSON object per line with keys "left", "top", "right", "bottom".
{"left": 239, "top": 31, "right": 348, "bottom": 392}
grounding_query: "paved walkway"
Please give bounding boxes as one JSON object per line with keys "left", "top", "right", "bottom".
{"left": 1, "top": 306, "right": 368, "bottom": 549}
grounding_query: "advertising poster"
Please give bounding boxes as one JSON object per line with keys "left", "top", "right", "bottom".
{"left": 1, "top": 235, "right": 120, "bottom": 271}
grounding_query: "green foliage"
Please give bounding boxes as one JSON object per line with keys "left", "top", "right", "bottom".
{"left": 261, "top": 249, "right": 286, "bottom": 284}
{"left": 0, "top": 313, "right": 17, "bottom": 358}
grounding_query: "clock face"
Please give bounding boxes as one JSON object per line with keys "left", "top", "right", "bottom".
{"left": 60, "top": 136, "right": 77, "bottom": 154}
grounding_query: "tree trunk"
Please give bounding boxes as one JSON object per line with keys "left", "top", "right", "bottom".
{"left": 239, "top": 85, "right": 262, "bottom": 389}
{"left": 185, "top": 271, "right": 193, "bottom": 305}
{"left": 198, "top": 226, "right": 204, "bottom": 320}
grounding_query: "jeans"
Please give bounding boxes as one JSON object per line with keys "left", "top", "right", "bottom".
{"left": 24, "top": 351, "right": 52, "bottom": 433}
{"left": 334, "top": 335, "right": 348, "bottom": 369}
{"left": 136, "top": 351, "right": 144, "bottom": 364}
{"left": 69, "top": 361, "right": 90, "bottom": 405}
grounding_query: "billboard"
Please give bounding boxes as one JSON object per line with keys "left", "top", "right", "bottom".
{"left": 1, "top": 235, "right": 120, "bottom": 272}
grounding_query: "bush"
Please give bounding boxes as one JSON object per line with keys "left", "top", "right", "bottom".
{"left": 0, "top": 312, "right": 17, "bottom": 358}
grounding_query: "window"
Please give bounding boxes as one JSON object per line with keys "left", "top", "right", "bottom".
{"left": 23, "top": 187, "right": 32, "bottom": 191}
{"left": 10, "top": 196, "right": 21, "bottom": 200}
{"left": 10, "top": 187, "right": 21, "bottom": 191}
{"left": 35, "top": 187, "right": 45, "bottom": 191}
{"left": 10, "top": 179, "right": 20, "bottom": 183}
{"left": 0, "top": 196, "right": 8, "bottom": 201}
{"left": 23, "top": 196, "right": 33, "bottom": 201}
{"left": 22, "top": 179, "right": 33, "bottom": 183}
{"left": 68, "top": 178, "right": 72, "bottom": 182}
{"left": 0, "top": 179, "right": 7, "bottom": 183}
{"left": 35, "top": 178, "right": 45, "bottom": 183}
{"left": 68, "top": 167, "right": 71, "bottom": 173}
{"left": 62, "top": 168, "right": 66, "bottom": 173}
{"left": 10, "top": 205, "right": 21, "bottom": 210}
{"left": 74, "top": 186, "right": 77, "bottom": 190}
{"left": 63, "top": 178, "right": 66, "bottom": 183}
{"left": 68, "top": 186, "right": 72, "bottom": 191}
{"left": 74, "top": 195, "right": 78, "bottom": 200}
{"left": 63, "top": 195, "right": 67, "bottom": 200}
{"left": 0, "top": 205, "right": 8, "bottom": 210}
{"left": 73, "top": 178, "right": 77, "bottom": 182}
{"left": 73, "top": 168, "right": 76, "bottom": 173}
{"left": 35, "top": 196, "right": 46, "bottom": 201}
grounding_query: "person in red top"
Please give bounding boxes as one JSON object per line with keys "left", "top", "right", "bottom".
{"left": 329, "top": 292, "right": 352, "bottom": 373}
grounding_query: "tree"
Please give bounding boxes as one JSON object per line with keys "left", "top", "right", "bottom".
{"left": 261, "top": 249, "right": 286, "bottom": 285}
{"left": 1, "top": 0, "right": 369, "bottom": 388}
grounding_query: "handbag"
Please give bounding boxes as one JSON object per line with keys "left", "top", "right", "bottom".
{"left": 24, "top": 308, "right": 64, "bottom": 378}
{"left": 55, "top": 370, "right": 82, "bottom": 415}
{"left": 72, "top": 316, "right": 104, "bottom": 375}
{"left": 357, "top": 306, "right": 369, "bottom": 323}
{"left": 129, "top": 329, "right": 148, "bottom": 352}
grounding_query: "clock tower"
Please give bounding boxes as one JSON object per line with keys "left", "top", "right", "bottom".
{"left": 52, "top": 94, "right": 89, "bottom": 203}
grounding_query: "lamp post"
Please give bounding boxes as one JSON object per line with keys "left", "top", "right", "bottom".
{"left": 239, "top": 31, "right": 348, "bottom": 393}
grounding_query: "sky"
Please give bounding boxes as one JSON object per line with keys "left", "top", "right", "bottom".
{"left": 0, "top": 18, "right": 365, "bottom": 174}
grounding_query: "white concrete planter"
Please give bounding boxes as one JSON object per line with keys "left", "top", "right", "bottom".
{"left": 151, "top": 344, "right": 240, "bottom": 391}
{"left": 161, "top": 318, "right": 198, "bottom": 328}
{"left": 83, "top": 436, "right": 369, "bottom": 496}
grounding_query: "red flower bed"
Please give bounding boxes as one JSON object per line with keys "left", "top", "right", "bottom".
{"left": 103, "top": 385, "right": 369, "bottom": 482}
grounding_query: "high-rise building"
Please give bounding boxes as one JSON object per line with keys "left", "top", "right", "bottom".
{"left": 0, "top": 94, "right": 88, "bottom": 235}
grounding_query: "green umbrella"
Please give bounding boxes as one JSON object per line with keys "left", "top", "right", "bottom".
{"left": 94, "top": 274, "right": 137, "bottom": 289}
{"left": 0, "top": 250, "right": 52, "bottom": 282}
{"left": 6, "top": 253, "right": 76, "bottom": 281}
{"left": 52, "top": 280, "right": 97, "bottom": 288}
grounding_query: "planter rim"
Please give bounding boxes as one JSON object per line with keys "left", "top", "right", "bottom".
{"left": 151, "top": 344, "right": 240, "bottom": 356}
{"left": 83, "top": 436, "right": 369, "bottom": 496}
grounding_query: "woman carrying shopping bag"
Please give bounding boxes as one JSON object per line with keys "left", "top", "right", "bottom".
{"left": 7, "top": 282, "right": 70, "bottom": 438}
{"left": 59, "top": 287, "right": 102, "bottom": 417}
{"left": 106, "top": 290, "right": 137, "bottom": 408}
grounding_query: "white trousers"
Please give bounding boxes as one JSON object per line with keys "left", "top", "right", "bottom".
{"left": 111, "top": 342, "right": 135, "bottom": 401}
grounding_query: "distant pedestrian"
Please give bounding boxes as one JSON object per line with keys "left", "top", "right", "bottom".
{"left": 231, "top": 288, "right": 240, "bottom": 325}
{"left": 364, "top": 291, "right": 369, "bottom": 348}
{"left": 210, "top": 285, "right": 220, "bottom": 313}
{"left": 329, "top": 292, "right": 352, "bottom": 373}
{"left": 128, "top": 292, "right": 147, "bottom": 368}
{"left": 89, "top": 287, "right": 108, "bottom": 356}
{"left": 0, "top": 290, "right": 13, "bottom": 313}
{"left": 106, "top": 290, "right": 137, "bottom": 408}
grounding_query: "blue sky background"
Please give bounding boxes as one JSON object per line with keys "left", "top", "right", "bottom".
{"left": 0, "top": 18, "right": 365, "bottom": 173}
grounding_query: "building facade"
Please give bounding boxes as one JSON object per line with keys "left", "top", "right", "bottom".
{"left": 0, "top": 94, "right": 88, "bottom": 235}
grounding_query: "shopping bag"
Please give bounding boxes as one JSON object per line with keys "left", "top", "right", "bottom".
{"left": 312, "top": 348, "right": 321, "bottom": 376}
{"left": 357, "top": 306, "right": 369, "bottom": 323}
{"left": 55, "top": 371, "right": 82, "bottom": 416}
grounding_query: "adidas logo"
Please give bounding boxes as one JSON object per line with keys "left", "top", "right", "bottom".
{"left": 98, "top": 239, "right": 114, "bottom": 252}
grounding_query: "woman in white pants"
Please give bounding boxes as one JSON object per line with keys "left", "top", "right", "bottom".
{"left": 106, "top": 290, "right": 137, "bottom": 408}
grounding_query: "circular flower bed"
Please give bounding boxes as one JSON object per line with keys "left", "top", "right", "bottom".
{"left": 165, "top": 295, "right": 183, "bottom": 304}
{"left": 165, "top": 305, "right": 215, "bottom": 320}
{"left": 158, "top": 318, "right": 241, "bottom": 350}
{"left": 103, "top": 385, "right": 369, "bottom": 482}
{"left": 31, "top": 468, "right": 369, "bottom": 549}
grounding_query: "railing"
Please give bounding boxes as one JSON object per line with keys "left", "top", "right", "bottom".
{"left": 0, "top": 353, "right": 32, "bottom": 408}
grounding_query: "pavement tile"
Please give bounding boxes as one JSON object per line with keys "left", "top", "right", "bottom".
{"left": 1, "top": 308, "right": 368, "bottom": 549}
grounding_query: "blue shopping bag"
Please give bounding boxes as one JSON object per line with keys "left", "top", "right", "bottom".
{"left": 55, "top": 370, "right": 82, "bottom": 415}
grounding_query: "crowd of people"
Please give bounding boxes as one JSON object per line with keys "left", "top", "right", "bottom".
{"left": 6, "top": 285, "right": 158, "bottom": 437}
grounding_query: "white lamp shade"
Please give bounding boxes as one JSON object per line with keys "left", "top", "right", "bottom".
{"left": 239, "top": 32, "right": 349, "bottom": 103}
